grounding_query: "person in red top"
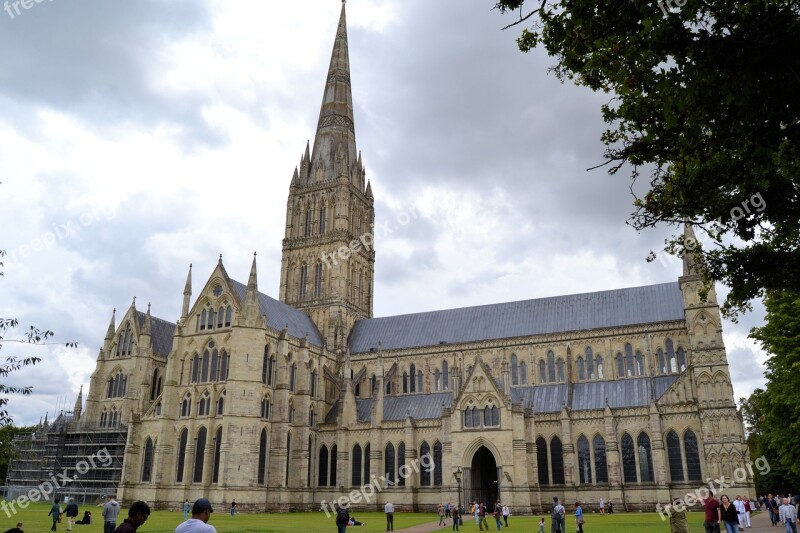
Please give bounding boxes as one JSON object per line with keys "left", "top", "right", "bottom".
{"left": 703, "top": 492, "right": 721, "bottom": 533}
{"left": 113, "top": 501, "right": 150, "bottom": 533}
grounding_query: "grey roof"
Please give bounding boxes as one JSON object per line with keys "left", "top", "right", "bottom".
{"left": 325, "top": 377, "right": 677, "bottom": 423}
{"left": 325, "top": 393, "right": 453, "bottom": 423}
{"left": 230, "top": 280, "right": 323, "bottom": 346}
{"left": 135, "top": 311, "right": 176, "bottom": 356}
{"left": 349, "top": 282, "right": 685, "bottom": 353}
{"left": 510, "top": 376, "right": 679, "bottom": 412}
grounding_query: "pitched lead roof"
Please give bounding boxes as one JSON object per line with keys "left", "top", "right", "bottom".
{"left": 230, "top": 280, "right": 323, "bottom": 346}
{"left": 349, "top": 282, "right": 685, "bottom": 353}
{"left": 134, "top": 311, "right": 175, "bottom": 356}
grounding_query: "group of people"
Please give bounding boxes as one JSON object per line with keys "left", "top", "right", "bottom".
{"left": 700, "top": 490, "right": 799, "bottom": 533}
{"left": 466, "top": 501, "right": 511, "bottom": 531}
{"left": 762, "top": 494, "right": 800, "bottom": 530}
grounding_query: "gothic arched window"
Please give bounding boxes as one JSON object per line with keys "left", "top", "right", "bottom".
{"left": 638, "top": 432, "right": 654, "bottom": 482}
{"left": 666, "top": 338, "right": 677, "bottom": 372}
{"left": 433, "top": 441, "right": 443, "bottom": 486}
{"left": 258, "top": 429, "right": 268, "bottom": 485}
{"left": 621, "top": 433, "right": 637, "bottom": 483}
{"left": 586, "top": 347, "right": 595, "bottom": 379}
{"left": 657, "top": 348, "right": 667, "bottom": 375}
{"left": 420, "top": 441, "right": 430, "bottom": 486}
{"left": 677, "top": 347, "right": 687, "bottom": 372}
{"left": 593, "top": 434, "right": 608, "bottom": 483}
{"left": 685, "top": 429, "right": 702, "bottom": 481}
{"left": 410, "top": 364, "right": 416, "bottom": 393}
{"left": 667, "top": 430, "right": 684, "bottom": 481}
{"left": 212, "top": 427, "right": 222, "bottom": 484}
{"left": 625, "top": 344, "right": 635, "bottom": 377}
{"left": 193, "top": 427, "right": 207, "bottom": 483}
{"left": 536, "top": 436, "right": 549, "bottom": 485}
{"left": 397, "top": 442, "right": 406, "bottom": 487}
{"left": 384, "top": 443, "right": 395, "bottom": 486}
{"left": 318, "top": 445, "right": 329, "bottom": 487}
{"left": 577, "top": 357, "right": 586, "bottom": 381}
{"left": 176, "top": 428, "right": 188, "bottom": 483}
{"left": 577, "top": 435, "right": 591, "bottom": 484}
{"left": 556, "top": 359, "right": 565, "bottom": 382}
{"left": 511, "top": 354, "right": 519, "bottom": 385}
{"left": 352, "top": 444, "right": 362, "bottom": 487}
{"left": 520, "top": 361, "right": 527, "bottom": 384}
{"left": 616, "top": 353, "right": 625, "bottom": 378}
{"left": 442, "top": 361, "right": 449, "bottom": 390}
{"left": 551, "top": 437, "right": 565, "bottom": 484}
{"left": 539, "top": 360, "right": 547, "bottom": 384}
{"left": 547, "top": 351, "right": 556, "bottom": 382}
{"left": 141, "top": 437, "right": 154, "bottom": 482}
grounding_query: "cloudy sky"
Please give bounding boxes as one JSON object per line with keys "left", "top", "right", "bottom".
{"left": 0, "top": 0, "right": 768, "bottom": 426}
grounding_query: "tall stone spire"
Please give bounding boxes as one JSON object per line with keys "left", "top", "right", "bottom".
{"left": 309, "top": 1, "right": 357, "bottom": 181}
{"left": 181, "top": 264, "right": 192, "bottom": 320}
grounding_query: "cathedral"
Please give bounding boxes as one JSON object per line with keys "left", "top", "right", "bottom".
{"left": 73, "top": 4, "right": 753, "bottom": 513}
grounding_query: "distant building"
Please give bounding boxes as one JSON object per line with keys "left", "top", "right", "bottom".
{"left": 12, "top": 4, "right": 753, "bottom": 512}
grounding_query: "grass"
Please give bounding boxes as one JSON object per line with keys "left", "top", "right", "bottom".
{"left": 0, "top": 503, "right": 727, "bottom": 532}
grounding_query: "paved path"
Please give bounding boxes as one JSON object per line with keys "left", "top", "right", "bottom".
{"left": 393, "top": 520, "right": 446, "bottom": 533}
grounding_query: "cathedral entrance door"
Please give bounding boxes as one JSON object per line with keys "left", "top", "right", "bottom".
{"left": 468, "top": 446, "right": 499, "bottom": 513}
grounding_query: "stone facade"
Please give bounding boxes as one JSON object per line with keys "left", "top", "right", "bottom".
{"left": 77, "top": 3, "right": 754, "bottom": 514}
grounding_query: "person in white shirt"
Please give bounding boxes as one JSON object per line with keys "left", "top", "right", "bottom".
{"left": 734, "top": 496, "right": 746, "bottom": 530}
{"left": 384, "top": 501, "right": 394, "bottom": 532}
{"left": 779, "top": 497, "right": 798, "bottom": 533}
{"left": 175, "top": 499, "right": 216, "bottom": 533}
{"left": 599, "top": 498, "right": 605, "bottom": 515}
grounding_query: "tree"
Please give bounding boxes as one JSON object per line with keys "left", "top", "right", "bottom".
{"left": 495, "top": 0, "right": 800, "bottom": 316}
{"left": 739, "top": 388, "right": 800, "bottom": 495}
{"left": 747, "top": 290, "right": 800, "bottom": 481}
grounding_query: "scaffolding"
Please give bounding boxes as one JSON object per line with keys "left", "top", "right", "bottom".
{"left": 4, "top": 411, "right": 128, "bottom": 505}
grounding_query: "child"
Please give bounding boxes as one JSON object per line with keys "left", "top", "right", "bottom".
{"left": 538, "top": 517, "right": 545, "bottom": 533}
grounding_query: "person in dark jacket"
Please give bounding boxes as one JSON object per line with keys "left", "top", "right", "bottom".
{"left": 64, "top": 498, "right": 79, "bottom": 531}
{"left": 3, "top": 522, "right": 24, "bottom": 533}
{"left": 719, "top": 495, "right": 739, "bottom": 533}
{"left": 48, "top": 499, "right": 61, "bottom": 531}
{"left": 112, "top": 501, "right": 150, "bottom": 533}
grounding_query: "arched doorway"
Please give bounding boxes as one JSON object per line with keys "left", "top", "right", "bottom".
{"left": 468, "top": 446, "right": 499, "bottom": 512}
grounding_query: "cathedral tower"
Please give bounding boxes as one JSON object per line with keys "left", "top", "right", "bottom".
{"left": 279, "top": 2, "right": 375, "bottom": 352}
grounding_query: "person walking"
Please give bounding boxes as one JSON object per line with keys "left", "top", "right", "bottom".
{"left": 113, "top": 501, "right": 150, "bottom": 533}
{"left": 334, "top": 505, "right": 349, "bottom": 533}
{"left": 64, "top": 498, "right": 79, "bottom": 531}
{"left": 551, "top": 497, "right": 565, "bottom": 533}
{"left": 452, "top": 506, "right": 461, "bottom": 531}
{"left": 734, "top": 496, "right": 746, "bottom": 531}
{"left": 175, "top": 499, "right": 216, "bottom": 533}
{"left": 502, "top": 503, "right": 509, "bottom": 527}
{"left": 478, "top": 503, "right": 488, "bottom": 531}
{"left": 780, "top": 497, "right": 798, "bottom": 533}
{"left": 492, "top": 505, "right": 502, "bottom": 531}
{"left": 575, "top": 502, "right": 585, "bottom": 533}
{"left": 102, "top": 495, "right": 121, "bottom": 533}
{"left": 229, "top": 500, "right": 236, "bottom": 517}
{"left": 384, "top": 501, "right": 394, "bottom": 532}
{"left": 720, "top": 495, "right": 740, "bottom": 533}
{"left": 438, "top": 504, "right": 446, "bottom": 526}
{"left": 670, "top": 498, "right": 689, "bottom": 533}
{"left": 48, "top": 499, "right": 61, "bottom": 532}
{"left": 182, "top": 500, "right": 190, "bottom": 521}
{"left": 743, "top": 497, "right": 752, "bottom": 529}
{"left": 445, "top": 501, "right": 451, "bottom": 519}
{"left": 473, "top": 502, "right": 480, "bottom": 527}
{"left": 771, "top": 494, "right": 781, "bottom": 526}
{"left": 599, "top": 498, "right": 605, "bottom": 515}
{"left": 703, "top": 492, "right": 721, "bottom": 533}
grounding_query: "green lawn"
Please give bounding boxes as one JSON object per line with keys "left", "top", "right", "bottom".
{"left": 0, "top": 503, "right": 724, "bottom": 532}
